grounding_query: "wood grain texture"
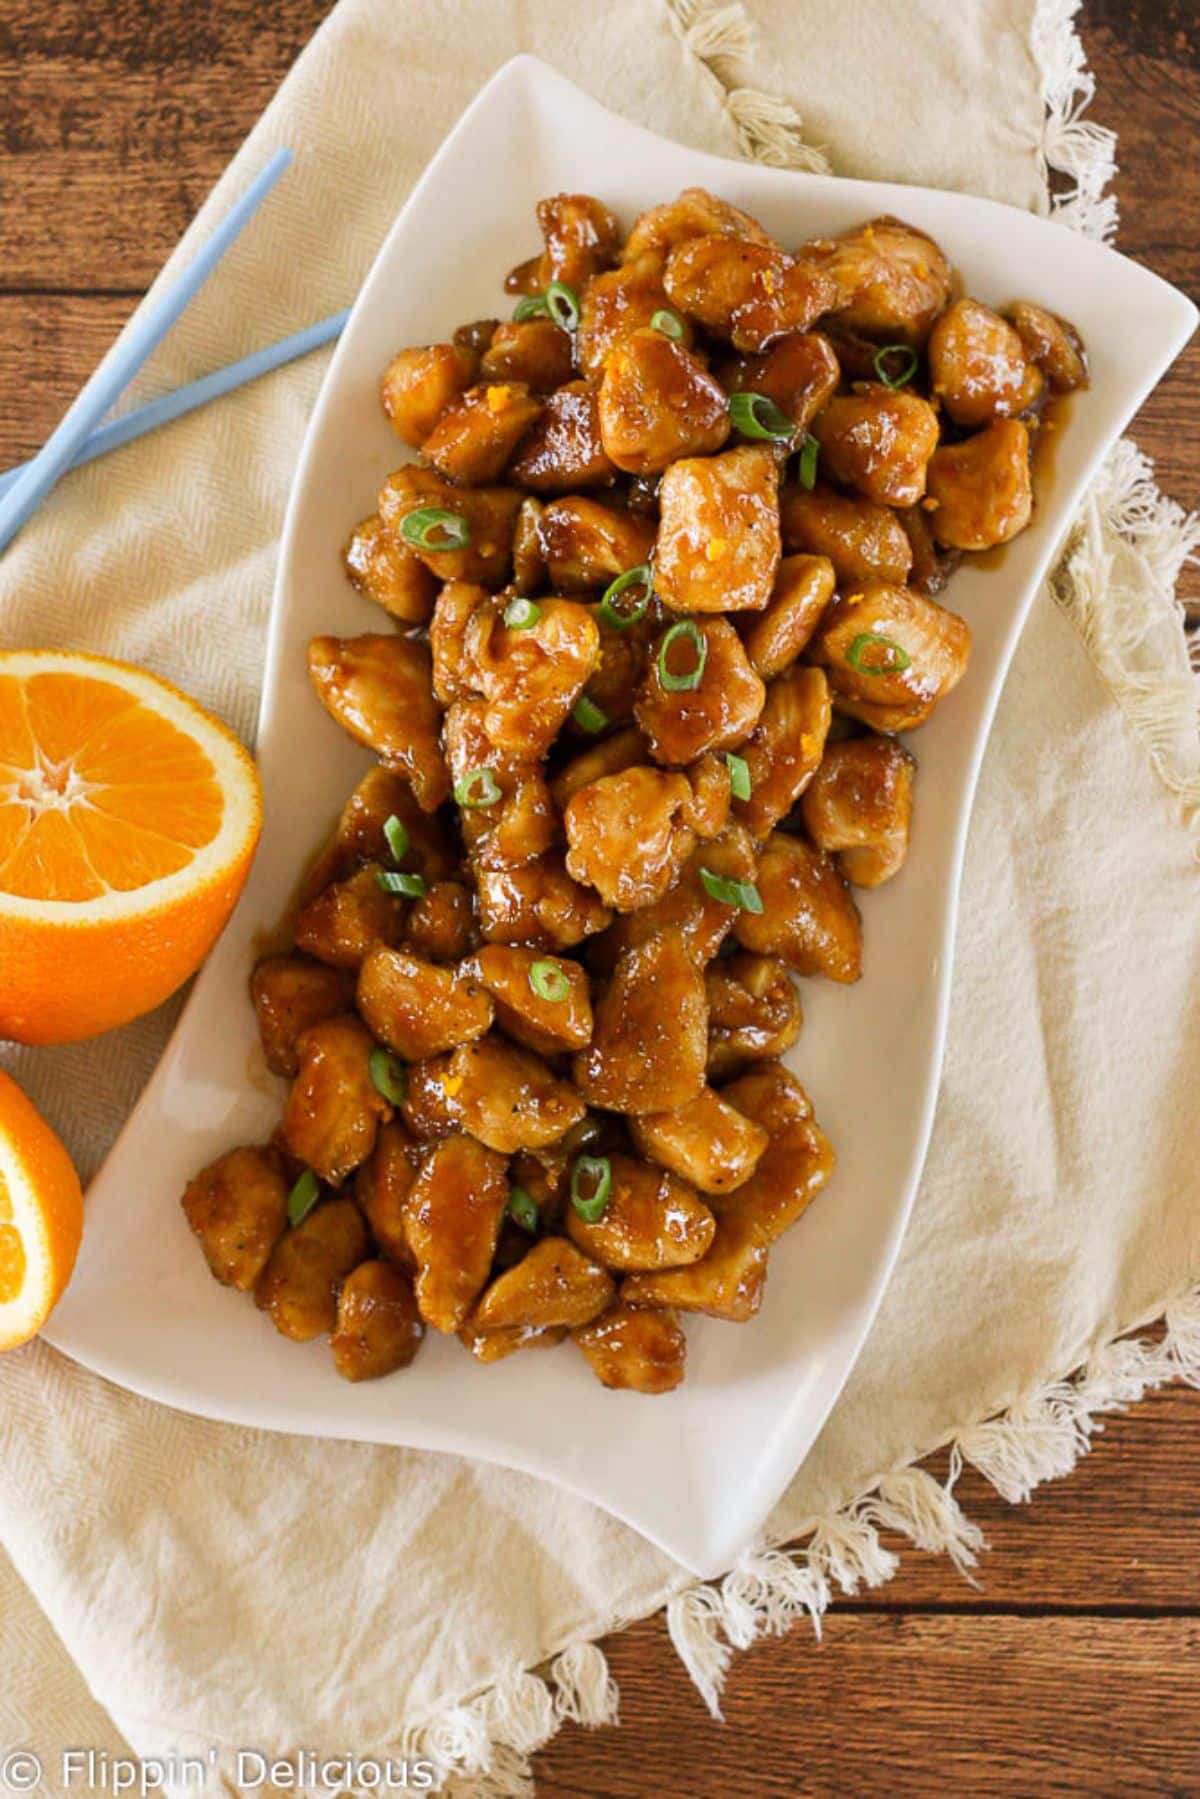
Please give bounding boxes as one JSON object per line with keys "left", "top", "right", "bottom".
{"left": 1, "top": 3, "right": 1197, "bottom": 1794}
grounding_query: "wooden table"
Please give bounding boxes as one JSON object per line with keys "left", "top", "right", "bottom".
{"left": 3, "top": 3, "right": 1197, "bottom": 1791}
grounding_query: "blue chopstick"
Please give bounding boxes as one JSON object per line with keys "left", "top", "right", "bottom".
{"left": 0, "top": 145, "right": 294, "bottom": 556}
{"left": 0, "top": 310, "right": 350, "bottom": 502}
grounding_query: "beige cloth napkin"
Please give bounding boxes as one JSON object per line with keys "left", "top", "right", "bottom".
{"left": 2, "top": 2, "right": 1197, "bottom": 1793}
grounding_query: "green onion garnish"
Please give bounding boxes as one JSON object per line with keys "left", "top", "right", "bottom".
{"left": 572, "top": 694, "right": 608, "bottom": 733}
{"left": 383, "top": 813, "right": 410, "bottom": 863}
{"left": 453, "top": 767, "right": 502, "bottom": 809}
{"left": 725, "top": 753, "right": 752, "bottom": 801}
{"left": 377, "top": 870, "right": 428, "bottom": 898}
{"left": 508, "top": 1185, "right": 540, "bottom": 1234}
{"left": 512, "top": 293, "right": 551, "bottom": 322}
{"left": 369, "top": 1047, "right": 407, "bottom": 1105}
{"left": 504, "top": 596, "right": 541, "bottom": 629}
{"left": 729, "top": 390, "right": 795, "bottom": 442}
{"left": 699, "top": 868, "right": 764, "bottom": 913}
{"left": 872, "top": 344, "right": 920, "bottom": 389}
{"left": 570, "top": 1154, "right": 613, "bottom": 1223}
{"left": 546, "top": 280, "right": 581, "bottom": 331}
{"left": 529, "top": 958, "right": 570, "bottom": 1003}
{"left": 287, "top": 1168, "right": 320, "bottom": 1228}
{"left": 399, "top": 506, "right": 472, "bottom": 552}
{"left": 598, "top": 564, "right": 652, "bottom": 630}
{"left": 846, "top": 632, "right": 912, "bottom": 676}
{"left": 650, "top": 308, "right": 684, "bottom": 340}
{"left": 658, "top": 619, "right": 707, "bottom": 692}
{"left": 798, "top": 433, "right": 819, "bottom": 490}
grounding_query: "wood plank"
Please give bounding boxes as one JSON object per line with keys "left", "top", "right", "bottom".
{"left": 0, "top": 296, "right": 137, "bottom": 464}
{"left": 534, "top": 1615, "right": 1200, "bottom": 1797}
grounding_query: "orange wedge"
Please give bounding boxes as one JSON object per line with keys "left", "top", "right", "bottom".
{"left": 0, "top": 650, "right": 262, "bottom": 1045}
{"left": 0, "top": 1070, "right": 84, "bottom": 1349}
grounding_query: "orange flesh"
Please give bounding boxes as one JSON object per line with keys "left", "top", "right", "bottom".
{"left": 0, "top": 1170, "right": 24, "bottom": 1305}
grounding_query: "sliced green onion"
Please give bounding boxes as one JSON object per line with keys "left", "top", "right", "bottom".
{"left": 572, "top": 693, "right": 608, "bottom": 733}
{"left": 546, "top": 280, "right": 581, "bottom": 331}
{"left": 287, "top": 1168, "right": 320, "bottom": 1228}
{"left": 512, "top": 293, "right": 551, "bottom": 322}
{"left": 846, "top": 631, "right": 912, "bottom": 676}
{"left": 729, "top": 390, "right": 795, "bottom": 442}
{"left": 650, "top": 307, "right": 684, "bottom": 340}
{"left": 872, "top": 343, "right": 920, "bottom": 389}
{"left": 453, "top": 767, "right": 502, "bottom": 809}
{"left": 369, "top": 1047, "right": 407, "bottom": 1105}
{"left": 529, "top": 958, "right": 570, "bottom": 1004}
{"left": 508, "top": 1185, "right": 540, "bottom": 1234}
{"left": 699, "top": 867, "right": 764, "bottom": 913}
{"left": 658, "top": 619, "right": 708, "bottom": 693}
{"left": 383, "top": 813, "right": 410, "bottom": 863}
{"left": 598, "top": 564, "right": 652, "bottom": 630}
{"left": 400, "top": 506, "right": 472, "bottom": 552}
{"left": 798, "top": 433, "right": 819, "bottom": 491}
{"left": 724, "top": 753, "right": 752, "bottom": 801}
{"left": 570, "top": 1154, "right": 613, "bottom": 1223}
{"left": 377, "top": 869, "right": 427, "bottom": 898}
{"left": 504, "top": 596, "right": 541, "bottom": 629}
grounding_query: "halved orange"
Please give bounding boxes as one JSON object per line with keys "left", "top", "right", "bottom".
{"left": 0, "top": 1070, "right": 84, "bottom": 1349}
{"left": 0, "top": 651, "right": 262, "bottom": 1045}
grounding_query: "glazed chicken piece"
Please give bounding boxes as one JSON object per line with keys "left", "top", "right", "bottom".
{"left": 811, "top": 386, "right": 940, "bottom": 508}
{"left": 250, "top": 955, "right": 358, "bottom": 1077}
{"left": 573, "top": 1303, "right": 687, "bottom": 1393}
{"left": 405, "top": 880, "right": 478, "bottom": 962}
{"left": 531, "top": 192, "right": 621, "bottom": 289}
{"left": 380, "top": 340, "right": 478, "bottom": 446}
{"left": 377, "top": 465, "right": 523, "bottom": 587}
{"left": 1006, "top": 301, "right": 1088, "bottom": 393}
{"left": 404, "top": 1133, "right": 510, "bottom": 1332}
{"left": 573, "top": 928, "right": 708, "bottom": 1113}
{"left": 663, "top": 236, "right": 838, "bottom": 352}
{"left": 303, "top": 763, "right": 457, "bottom": 897}
{"left": 471, "top": 944, "right": 593, "bottom": 1055}
{"left": 307, "top": 633, "right": 449, "bottom": 811}
{"left": 508, "top": 382, "right": 616, "bottom": 492}
{"left": 343, "top": 513, "right": 438, "bottom": 625}
{"left": 735, "top": 664, "right": 831, "bottom": 843}
{"left": 737, "top": 553, "right": 836, "bottom": 680}
{"left": 459, "top": 1322, "right": 568, "bottom": 1362}
{"left": 550, "top": 725, "right": 648, "bottom": 810}
{"left": 564, "top": 1153, "right": 715, "bottom": 1271}
{"left": 655, "top": 445, "right": 781, "bottom": 613}
{"left": 331, "top": 1260, "right": 424, "bottom": 1381}
{"left": 470, "top": 1236, "right": 615, "bottom": 1332}
{"left": 479, "top": 318, "right": 574, "bottom": 390}
{"left": 808, "top": 583, "right": 972, "bottom": 731}
{"left": 634, "top": 616, "right": 765, "bottom": 765}
{"left": 622, "top": 187, "right": 777, "bottom": 264}
{"left": 579, "top": 609, "right": 660, "bottom": 731}
{"left": 563, "top": 759, "right": 729, "bottom": 913}
{"left": 431, "top": 1035, "right": 586, "bottom": 1153}
{"left": 353, "top": 1117, "right": 418, "bottom": 1266}
{"left": 630, "top": 1085, "right": 769, "bottom": 1196}
{"left": 801, "top": 735, "right": 916, "bottom": 887}
{"left": 925, "top": 419, "right": 1034, "bottom": 551}
{"left": 461, "top": 596, "right": 601, "bottom": 756}
{"left": 779, "top": 483, "right": 914, "bottom": 587}
{"left": 292, "top": 865, "right": 404, "bottom": 970}
{"left": 255, "top": 1196, "right": 369, "bottom": 1342}
{"left": 430, "top": 581, "right": 490, "bottom": 703}
{"left": 588, "top": 819, "right": 759, "bottom": 975}
{"left": 898, "top": 501, "right": 957, "bottom": 597}
{"left": 928, "top": 299, "right": 1042, "bottom": 428}
{"left": 511, "top": 496, "right": 547, "bottom": 593}
{"left": 399, "top": 1056, "right": 459, "bottom": 1142}
{"left": 537, "top": 496, "right": 657, "bottom": 591}
{"left": 422, "top": 381, "right": 544, "bottom": 486}
{"left": 622, "top": 1210, "right": 767, "bottom": 1322}
{"left": 281, "top": 1013, "right": 392, "bottom": 1185}
{"left": 705, "top": 952, "right": 802, "bottom": 1079}
{"left": 576, "top": 257, "right": 694, "bottom": 377}
{"left": 474, "top": 854, "right": 613, "bottom": 949}
{"left": 718, "top": 1061, "right": 835, "bottom": 1243}
{"left": 182, "top": 1143, "right": 289, "bottom": 1290}
{"left": 719, "top": 331, "right": 840, "bottom": 434}
{"left": 597, "top": 328, "right": 731, "bottom": 475}
{"left": 357, "top": 946, "right": 493, "bottom": 1061}
{"left": 732, "top": 831, "right": 863, "bottom": 983}
{"left": 799, "top": 217, "right": 953, "bottom": 346}
{"left": 442, "top": 699, "right": 555, "bottom": 870}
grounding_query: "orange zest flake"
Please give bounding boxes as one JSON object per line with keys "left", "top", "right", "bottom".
{"left": 799, "top": 734, "right": 817, "bottom": 759}
{"left": 921, "top": 497, "right": 940, "bottom": 511}
{"left": 843, "top": 591, "right": 866, "bottom": 607}
{"left": 442, "top": 1074, "right": 464, "bottom": 1098}
{"left": 484, "top": 385, "right": 512, "bottom": 413}
{"left": 759, "top": 269, "right": 778, "bottom": 297}
{"left": 704, "top": 538, "right": 727, "bottom": 563}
